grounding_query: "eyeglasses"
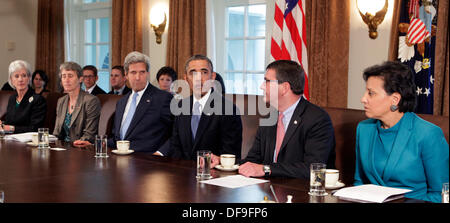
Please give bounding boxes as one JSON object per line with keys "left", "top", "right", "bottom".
{"left": 83, "top": 75, "right": 95, "bottom": 79}
{"left": 264, "top": 78, "right": 279, "bottom": 84}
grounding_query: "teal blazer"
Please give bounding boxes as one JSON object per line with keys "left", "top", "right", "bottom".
{"left": 354, "top": 112, "right": 449, "bottom": 203}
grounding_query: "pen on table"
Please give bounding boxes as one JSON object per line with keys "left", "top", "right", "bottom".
{"left": 270, "top": 184, "right": 279, "bottom": 203}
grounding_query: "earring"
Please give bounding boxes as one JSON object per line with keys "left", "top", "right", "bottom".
{"left": 390, "top": 105, "right": 398, "bottom": 112}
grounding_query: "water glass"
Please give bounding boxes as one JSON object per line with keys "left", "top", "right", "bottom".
{"left": 38, "top": 128, "right": 50, "bottom": 149}
{"left": 443, "top": 183, "right": 449, "bottom": 203}
{"left": 0, "top": 190, "right": 4, "bottom": 203}
{"left": 95, "top": 135, "right": 108, "bottom": 158}
{"left": 309, "top": 163, "right": 327, "bottom": 196}
{"left": 196, "top": 150, "right": 212, "bottom": 180}
{"left": 0, "top": 129, "right": 5, "bottom": 140}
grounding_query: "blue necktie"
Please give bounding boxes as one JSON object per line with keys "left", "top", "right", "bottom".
{"left": 191, "top": 101, "right": 201, "bottom": 140}
{"left": 120, "top": 92, "right": 138, "bottom": 140}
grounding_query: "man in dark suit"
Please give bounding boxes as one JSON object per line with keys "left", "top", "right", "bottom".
{"left": 108, "top": 65, "right": 131, "bottom": 95}
{"left": 82, "top": 65, "right": 106, "bottom": 95}
{"left": 239, "top": 60, "right": 335, "bottom": 179}
{"left": 169, "top": 55, "right": 242, "bottom": 166}
{"left": 108, "top": 51, "right": 173, "bottom": 154}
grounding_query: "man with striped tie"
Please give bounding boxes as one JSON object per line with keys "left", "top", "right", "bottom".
{"left": 239, "top": 60, "right": 335, "bottom": 179}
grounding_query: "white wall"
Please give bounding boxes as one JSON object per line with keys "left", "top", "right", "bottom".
{"left": 347, "top": 0, "right": 394, "bottom": 110}
{"left": 0, "top": 0, "right": 38, "bottom": 87}
{"left": 142, "top": 0, "right": 170, "bottom": 88}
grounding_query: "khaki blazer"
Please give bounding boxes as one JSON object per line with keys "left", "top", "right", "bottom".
{"left": 53, "top": 90, "right": 101, "bottom": 143}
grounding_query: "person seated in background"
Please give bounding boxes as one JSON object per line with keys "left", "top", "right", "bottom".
{"left": 53, "top": 62, "right": 101, "bottom": 146}
{"left": 108, "top": 51, "right": 173, "bottom": 154}
{"left": 32, "top": 70, "right": 50, "bottom": 95}
{"left": 0, "top": 60, "right": 46, "bottom": 133}
{"left": 169, "top": 55, "right": 242, "bottom": 164}
{"left": 156, "top": 66, "right": 177, "bottom": 92}
{"left": 82, "top": 65, "right": 106, "bottom": 95}
{"left": 108, "top": 65, "right": 131, "bottom": 95}
{"left": 354, "top": 61, "right": 449, "bottom": 203}
{"left": 239, "top": 60, "right": 336, "bottom": 179}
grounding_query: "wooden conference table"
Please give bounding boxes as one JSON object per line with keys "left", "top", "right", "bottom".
{"left": 0, "top": 140, "right": 421, "bottom": 203}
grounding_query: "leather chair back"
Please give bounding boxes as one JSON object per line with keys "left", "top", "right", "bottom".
{"left": 0, "top": 90, "right": 15, "bottom": 120}
{"left": 97, "top": 94, "right": 122, "bottom": 136}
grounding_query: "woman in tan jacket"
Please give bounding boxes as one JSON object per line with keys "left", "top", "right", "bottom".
{"left": 53, "top": 62, "right": 101, "bottom": 146}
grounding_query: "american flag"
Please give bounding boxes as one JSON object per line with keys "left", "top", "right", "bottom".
{"left": 270, "top": 0, "right": 309, "bottom": 100}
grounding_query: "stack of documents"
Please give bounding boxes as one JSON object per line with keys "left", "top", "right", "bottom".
{"left": 5, "top": 132, "right": 58, "bottom": 143}
{"left": 333, "top": 184, "right": 412, "bottom": 203}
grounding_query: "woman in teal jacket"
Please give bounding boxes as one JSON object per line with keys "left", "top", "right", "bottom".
{"left": 354, "top": 61, "right": 448, "bottom": 203}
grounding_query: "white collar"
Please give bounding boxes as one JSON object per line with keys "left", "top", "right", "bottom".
{"left": 86, "top": 84, "right": 97, "bottom": 93}
{"left": 193, "top": 88, "right": 212, "bottom": 112}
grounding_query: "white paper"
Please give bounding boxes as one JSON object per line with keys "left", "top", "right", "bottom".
{"left": 201, "top": 175, "right": 269, "bottom": 189}
{"left": 5, "top": 132, "right": 57, "bottom": 143}
{"left": 333, "top": 184, "right": 412, "bottom": 203}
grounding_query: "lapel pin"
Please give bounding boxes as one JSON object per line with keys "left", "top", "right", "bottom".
{"left": 294, "top": 120, "right": 298, "bottom": 125}
{"left": 146, "top": 99, "right": 150, "bottom": 103}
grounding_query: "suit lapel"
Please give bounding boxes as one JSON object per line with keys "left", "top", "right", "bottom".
{"left": 382, "top": 113, "right": 413, "bottom": 182}
{"left": 125, "top": 84, "right": 153, "bottom": 138}
{"left": 192, "top": 95, "right": 214, "bottom": 150}
{"left": 59, "top": 96, "right": 69, "bottom": 128}
{"left": 70, "top": 92, "right": 84, "bottom": 127}
{"left": 278, "top": 99, "right": 305, "bottom": 154}
{"left": 115, "top": 93, "right": 129, "bottom": 137}
{"left": 366, "top": 123, "right": 386, "bottom": 185}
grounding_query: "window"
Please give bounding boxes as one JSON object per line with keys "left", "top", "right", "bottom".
{"left": 212, "top": 0, "right": 271, "bottom": 95}
{"left": 65, "top": 0, "right": 112, "bottom": 92}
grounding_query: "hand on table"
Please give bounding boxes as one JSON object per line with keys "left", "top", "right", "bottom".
{"left": 211, "top": 154, "right": 220, "bottom": 168}
{"left": 73, "top": 140, "right": 91, "bottom": 147}
{"left": 238, "top": 162, "right": 265, "bottom": 177}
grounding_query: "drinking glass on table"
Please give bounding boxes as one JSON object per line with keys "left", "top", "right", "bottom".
{"left": 309, "top": 163, "right": 327, "bottom": 196}
{"left": 38, "top": 128, "right": 50, "bottom": 149}
{"left": 196, "top": 150, "right": 212, "bottom": 180}
{"left": 0, "top": 190, "right": 4, "bottom": 203}
{"left": 443, "top": 183, "right": 449, "bottom": 203}
{"left": 95, "top": 135, "right": 108, "bottom": 158}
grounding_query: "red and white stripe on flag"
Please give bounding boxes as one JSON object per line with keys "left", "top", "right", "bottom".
{"left": 407, "top": 18, "right": 429, "bottom": 44}
{"left": 270, "top": 0, "right": 309, "bottom": 100}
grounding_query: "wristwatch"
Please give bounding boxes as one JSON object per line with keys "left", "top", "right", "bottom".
{"left": 263, "top": 165, "right": 271, "bottom": 177}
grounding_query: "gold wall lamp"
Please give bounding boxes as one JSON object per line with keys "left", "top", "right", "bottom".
{"left": 357, "top": 0, "right": 389, "bottom": 39}
{"left": 150, "top": 5, "right": 167, "bottom": 44}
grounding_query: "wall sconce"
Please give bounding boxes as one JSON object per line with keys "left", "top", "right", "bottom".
{"left": 150, "top": 5, "right": 167, "bottom": 44}
{"left": 357, "top": 0, "right": 388, "bottom": 39}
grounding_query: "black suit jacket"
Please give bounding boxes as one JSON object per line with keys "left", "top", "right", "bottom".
{"left": 90, "top": 85, "right": 106, "bottom": 95}
{"left": 108, "top": 85, "right": 131, "bottom": 95}
{"left": 240, "top": 98, "right": 335, "bottom": 179}
{"left": 4, "top": 88, "right": 47, "bottom": 133}
{"left": 109, "top": 83, "right": 174, "bottom": 153}
{"left": 170, "top": 91, "right": 242, "bottom": 160}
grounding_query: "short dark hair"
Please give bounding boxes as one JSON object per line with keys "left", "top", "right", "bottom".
{"left": 266, "top": 60, "right": 305, "bottom": 95}
{"left": 156, "top": 66, "right": 178, "bottom": 81}
{"left": 111, "top": 65, "right": 125, "bottom": 76}
{"left": 184, "top": 55, "right": 214, "bottom": 74}
{"left": 363, "top": 61, "right": 416, "bottom": 113}
{"left": 32, "top": 70, "right": 49, "bottom": 89}
{"left": 82, "top": 65, "right": 98, "bottom": 76}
